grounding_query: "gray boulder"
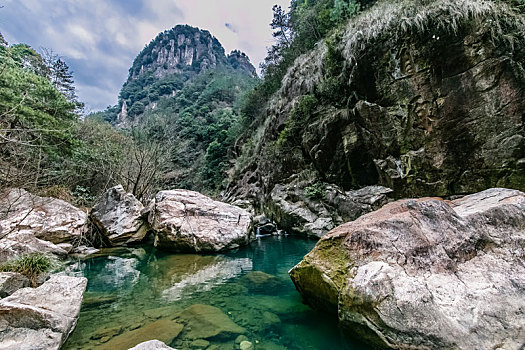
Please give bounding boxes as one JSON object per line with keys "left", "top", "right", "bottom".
{"left": 128, "top": 340, "right": 175, "bottom": 350}
{"left": 0, "top": 273, "right": 30, "bottom": 298}
{"left": 0, "top": 274, "right": 87, "bottom": 350}
{"left": 268, "top": 175, "right": 392, "bottom": 237}
{"left": 91, "top": 185, "right": 148, "bottom": 246}
{"left": 0, "top": 189, "right": 88, "bottom": 262}
{"left": 290, "top": 188, "right": 525, "bottom": 349}
{"left": 149, "top": 190, "right": 253, "bottom": 252}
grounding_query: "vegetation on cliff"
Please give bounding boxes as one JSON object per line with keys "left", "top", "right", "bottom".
{"left": 93, "top": 25, "right": 258, "bottom": 195}
{"left": 227, "top": 0, "right": 525, "bottom": 206}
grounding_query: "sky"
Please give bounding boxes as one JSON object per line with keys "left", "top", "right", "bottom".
{"left": 0, "top": 0, "right": 290, "bottom": 112}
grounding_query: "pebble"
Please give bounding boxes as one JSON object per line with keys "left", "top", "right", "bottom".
{"left": 235, "top": 335, "right": 249, "bottom": 344}
{"left": 240, "top": 340, "right": 254, "bottom": 350}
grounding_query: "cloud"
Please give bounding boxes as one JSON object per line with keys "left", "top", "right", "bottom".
{"left": 225, "top": 23, "right": 238, "bottom": 33}
{"left": 0, "top": 0, "right": 290, "bottom": 112}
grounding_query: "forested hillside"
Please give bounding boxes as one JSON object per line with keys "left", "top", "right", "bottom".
{"left": 0, "top": 34, "right": 164, "bottom": 203}
{"left": 92, "top": 25, "right": 257, "bottom": 194}
{"left": 225, "top": 0, "right": 525, "bottom": 236}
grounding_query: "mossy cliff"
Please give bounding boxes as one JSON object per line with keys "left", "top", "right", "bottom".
{"left": 225, "top": 0, "right": 525, "bottom": 234}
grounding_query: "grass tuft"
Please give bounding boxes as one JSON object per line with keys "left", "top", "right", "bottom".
{"left": 341, "top": 0, "right": 525, "bottom": 64}
{"left": 0, "top": 253, "right": 54, "bottom": 287}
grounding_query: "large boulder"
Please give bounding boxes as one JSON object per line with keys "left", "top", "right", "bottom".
{"left": 0, "top": 274, "right": 87, "bottom": 350}
{"left": 290, "top": 188, "right": 525, "bottom": 349}
{"left": 148, "top": 190, "right": 253, "bottom": 252}
{"left": 0, "top": 189, "right": 88, "bottom": 262}
{"left": 267, "top": 173, "right": 392, "bottom": 237}
{"left": 91, "top": 185, "right": 148, "bottom": 246}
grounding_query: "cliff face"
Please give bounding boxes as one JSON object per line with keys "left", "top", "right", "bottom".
{"left": 226, "top": 0, "right": 525, "bottom": 236}
{"left": 128, "top": 25, "right": 227, "bottom": 80}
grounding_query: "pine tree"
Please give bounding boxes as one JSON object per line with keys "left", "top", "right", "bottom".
{"left": 270, "top": 5, "right": 292, "bottom": 47}
{"left": 0, "top": 32, "right": 7, "bottom": 47}
{"left": 41, "top": 52, "right": 84, "bottom": 111}
{"left": 51, "top": 59, "right": 75, "bottom": 99}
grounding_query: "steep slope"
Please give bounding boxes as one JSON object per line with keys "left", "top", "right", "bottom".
{"left": 94, "top": 25, "right": 257, "bottom": 194}
{"left": 226, "top": 0, "right": 525, "bottom": 236}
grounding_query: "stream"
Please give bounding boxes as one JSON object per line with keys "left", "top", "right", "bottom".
{"left": 61, "top": 236, "right": 367, "bottom": 350}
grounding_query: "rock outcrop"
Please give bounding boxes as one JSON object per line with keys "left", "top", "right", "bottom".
{"left": 0, "top": 189, "right": 88, "bottom": 262}
{"left": 267, "top": 174, "right": 392, "bottom": 237}
{"left": 148, "top": 189, "right": 253, "bottom": 252}
{"left": 129, "top": 25, "right": 228, "bottom": 80}
{"left": 225, "top": 0, "right": 525, "bottom": 232}
{"left": 290, "top": 188, "right": 525, "bottom": 349}
{"left": 91, "top": 185, "right": 148, "bottom": 246}
{"left": 0, "top": 274, "right": 87, "bottom": 350}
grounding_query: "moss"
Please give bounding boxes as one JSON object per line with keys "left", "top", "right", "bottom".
{"left": 304, "top": 182, "right": 327, "bottom": 199}
{"left": 312, "top": 236, "right": 351, "bottom": 288}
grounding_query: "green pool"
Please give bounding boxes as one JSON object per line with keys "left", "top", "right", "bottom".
{"left": 62, "top": 236, "right": 367, "bottom": 350}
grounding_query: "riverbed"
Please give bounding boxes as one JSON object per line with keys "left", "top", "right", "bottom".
{"left": 62, "top": 236, "right": 366, "bottom": 350}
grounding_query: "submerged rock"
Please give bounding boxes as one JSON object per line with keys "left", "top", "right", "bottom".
{"left": 0, "top": 188, "right": 88, "bottom": 262}
{"left": 190, "top": 339, "right": 210, "bottom": 348}
{"left": 239, "top": 340, "right": 254, "bottom": 350}
{"left": 290, "top": 188, "right": 525, "bottom": 349}
{"left": 149, "top": 189, "right": 253, "bottom": 252}
{"left": 91, "top": 185, "right": 148, "bottom": 246}
{"left": 178, "top": 304, "right": 246, "bottom": 340}
{"left": 0, "top": 274, "right": 87, "bottom": 350}
{"left": 128, "top": 340, "right": 175, "bottom": 350}
{"left": 97, "top": 319, "right": 183, "bottom": 350}
{"left": 241, "top": 271, "right": 284, "bottom": 294}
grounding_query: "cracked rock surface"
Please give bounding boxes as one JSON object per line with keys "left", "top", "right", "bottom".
{"left": 149, "top": 189, "right": 253, "bottom": 252}
{"left": 0, "top": 274, "right": 87, "bottom": 350}
{"left": 0, "top": 189, "right": 88, "bottom": 262}
{"left": 290, "top": 188, "right": 525, "bottom": 349}
{"left": 91, "top": 185, "right": 148, "bottom": 246}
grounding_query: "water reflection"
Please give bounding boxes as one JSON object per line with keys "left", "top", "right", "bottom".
{"left": 160, "top": 257, "right": 252, "bottom": 301}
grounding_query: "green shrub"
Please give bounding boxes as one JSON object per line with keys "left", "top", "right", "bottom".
{"left": 0, "top": 253, "right": 54, "bottom": 287}
{"left": 277, "top": 95, "right": 318, "bottom": 147}
{"left": 305, "top": 182, "right": 326, "bottom": 199}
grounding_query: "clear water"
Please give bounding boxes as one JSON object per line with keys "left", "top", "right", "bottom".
{"left": 61, "top": 236, "right": 367, "bottom": 350}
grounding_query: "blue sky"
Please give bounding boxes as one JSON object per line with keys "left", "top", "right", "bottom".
{"left": 0, "top": 0, "right": 290, "bottom": 112}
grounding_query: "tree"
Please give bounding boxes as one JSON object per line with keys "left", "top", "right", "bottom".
{"left": 40, "top": 48, "right": 83, "bottom": 111}
{"left": 331, "top": 0, "right": 361, "bottom": 24}
{"left": 0, "top": 43, "right": 78, "bottom": 191}
{"left": 271, "top": 5, "right": 292, "bottom": 47}
{"left": 0, "top": 32, "right": 7, "bottom": 47}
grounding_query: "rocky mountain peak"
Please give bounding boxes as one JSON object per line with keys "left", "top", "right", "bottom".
{"left": 128, "top": 25, "right": 227, "bottom": 81}
{"left": 227, "top": 50, "right": 257, "bottom": 77}
{"left": 126, "top": 25, "right": 256, "bottom": 83}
